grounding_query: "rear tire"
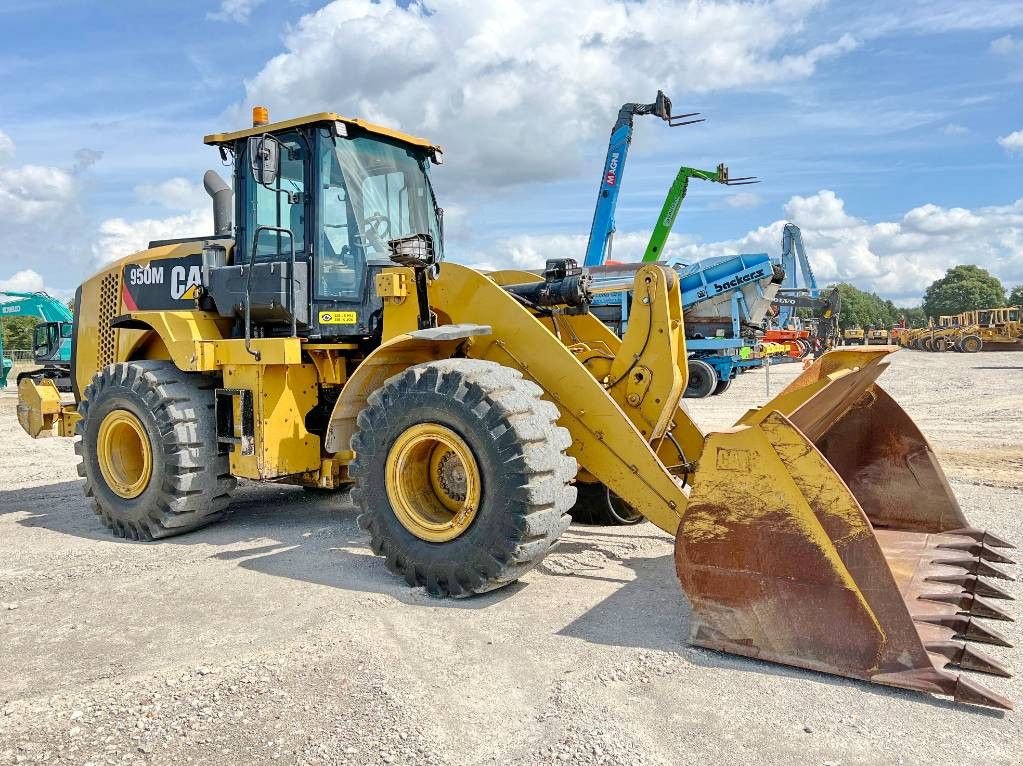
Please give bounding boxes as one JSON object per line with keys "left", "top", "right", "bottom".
{"left": 569, "top": 482, "right": 643, "bottom": 525}
{"left": 76, "top": 361, "right": 235, "bottom": 540}
{"left": 684, "top": 359, "right": 716, "bottom": 398}
{"left": 350, "top": 359, "right": 576, "bottom": 597}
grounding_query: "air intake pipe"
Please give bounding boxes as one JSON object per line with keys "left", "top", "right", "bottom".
{"left": 203, "top": 170, "right": 233, "bottom": 236}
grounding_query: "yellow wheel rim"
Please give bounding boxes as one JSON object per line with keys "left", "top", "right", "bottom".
{"left": 385, "top": 423, "right": 481, "bottom": 542}
{"left": 97, "top": 409, "right": 153, "bottom": 499}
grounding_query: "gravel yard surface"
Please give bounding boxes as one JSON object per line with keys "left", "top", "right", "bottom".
{"left": 1, "top": 350, "right": 1020, "bottom": 765}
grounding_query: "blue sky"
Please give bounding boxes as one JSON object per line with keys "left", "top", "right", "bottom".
{"left": 1, "top": 0, "right": 1021, "bottom": 305}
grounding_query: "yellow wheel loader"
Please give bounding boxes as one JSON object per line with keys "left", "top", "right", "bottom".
{"left": 842, "top": 326, "right": 866, "bottom": 346}
{"left": 18, "top": 108, "right": 1015, "bottom": 709}
{"left": 865, "top": 327, "right": 890, "bottom": 345}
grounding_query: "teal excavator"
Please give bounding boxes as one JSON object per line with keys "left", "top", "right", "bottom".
{"left": 0, "top": 290, "right": 73, "bottom": 390}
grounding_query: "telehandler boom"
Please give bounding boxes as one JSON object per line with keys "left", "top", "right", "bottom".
{"left": 18, "top": 107, "right": 1015, "bottom": 709}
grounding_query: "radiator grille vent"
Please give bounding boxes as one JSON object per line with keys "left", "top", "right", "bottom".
{"left": 98, "top": 272, "right": 119, "bottom": 367}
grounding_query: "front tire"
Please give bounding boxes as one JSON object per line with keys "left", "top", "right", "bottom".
{"left": 76, "top": 362, "right": 235, "bottom": 540}
{"left": 350, "top": 360, "right": 576, "bottom": 597}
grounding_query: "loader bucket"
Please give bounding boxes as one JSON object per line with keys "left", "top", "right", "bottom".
{"left": 675, "top": 347, "right": 1015, "bottom": 709}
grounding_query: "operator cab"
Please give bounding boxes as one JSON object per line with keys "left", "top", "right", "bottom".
{"left": 33, "top": 321, "right": 72, "bottom": 363}
{"left": 201, "top": 108, "right": 444, "bottom": 345}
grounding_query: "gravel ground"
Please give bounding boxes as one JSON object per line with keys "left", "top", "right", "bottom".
{"left": 1, "top": 350, "right": 1020, "bottom": 765}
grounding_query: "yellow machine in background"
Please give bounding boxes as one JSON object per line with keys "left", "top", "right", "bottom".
{"left": 841, "top": 326, "right": 865, "bottom": 345}
{"left": 17, "top": 108, "right": 1015, "bottom": 709}
{"left": 903, "top": 307, "right": 1023, "bottom": 353}
{"left": 866, "top": 327, "right": 889, "bottom": 345}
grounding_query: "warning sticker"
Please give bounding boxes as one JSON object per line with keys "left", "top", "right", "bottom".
{"left": 319, "top": 310, "right": 357, "bottom": 325}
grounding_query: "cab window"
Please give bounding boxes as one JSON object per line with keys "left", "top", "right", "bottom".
{"left": 245, "top": 131, "right": 307, "bottom": 260}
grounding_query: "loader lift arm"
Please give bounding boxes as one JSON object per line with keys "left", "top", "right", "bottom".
{"left": 583, "top": 90, "right": 703, "bottom": 267}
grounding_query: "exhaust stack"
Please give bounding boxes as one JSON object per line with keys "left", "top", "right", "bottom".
{"left": 203, "top": 170, "right": 233, "bottom": 236}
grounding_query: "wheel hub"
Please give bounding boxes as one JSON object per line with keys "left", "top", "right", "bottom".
{"left": 435, "top": 449, "right": 468, "bottom": 502}
{"left": 96, "top": 409, "right": 153, "bottom": 499}
{"left": 385, "top": 423, "right": 481, "bottom": 542}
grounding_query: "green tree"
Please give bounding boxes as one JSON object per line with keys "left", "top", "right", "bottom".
{"left": 829, "top": 283, "right": 901, "bottom": 329}
{"left": 1009, "top": 284, "right": 1023, "bottom": 306}
{"left": 0, "top": 316, "right": 38, "bottom": 350}
{"left": 899, "top": 307, "right": 928, "bottom": 328}
{"left": 921, "top": 265, "right": 1005, "bottom": 319}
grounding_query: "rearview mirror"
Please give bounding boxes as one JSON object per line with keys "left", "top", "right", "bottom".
{"left": 248, "top": 134, "right": 280, "bottom": 187}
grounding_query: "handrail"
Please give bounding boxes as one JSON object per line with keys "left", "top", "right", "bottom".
{"left": 245, "top": 225, "right": 297, "bottom": 360}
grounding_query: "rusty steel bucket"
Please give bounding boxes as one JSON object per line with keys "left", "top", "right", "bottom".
{"left": 675, "top": 347, "right": 1015, "bottom": 709}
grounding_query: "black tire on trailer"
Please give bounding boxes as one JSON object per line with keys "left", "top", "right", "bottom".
{"left": 684, "top": 359, "right": 717, "bottom": 398}
{"left": 795, "top": 339, "right": 811, "bottom": 358}
{"left": 569, "top": 481, "right": 643, "bottom": 525}
{"left": 932, "top": 337, "right": 948, "bottom": 352}
{"left": 961, "top": 335, "right": 983, "bottom": 353}
{"left": 711, "top": 375, "right": 734, "bottom": 395}
{"left": 350, "top": 359, "right": 576, "bottom": 597}
{"left": 75, "top": 361, "right": 236, "bottom": 540}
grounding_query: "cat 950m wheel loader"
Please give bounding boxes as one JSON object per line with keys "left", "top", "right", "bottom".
{"left": 18, "top": 107, "right": 1015, "bottom": 709}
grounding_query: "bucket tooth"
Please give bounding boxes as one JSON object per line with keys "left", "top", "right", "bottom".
{"left": 935, "top": 541, "right": 1016, "bottom": 565}
{"left": 952, "top": 675, "right": 1015, "bottom": 710}
{"left": 915, "top": 614, "right": 1013, "bottom": 647}
{"left": 931, "top": 556, "right": 1013, "bottom": 580}
{"left": 918, "top": 593, "right": 1014, "bottom": 621}
{"left": 952, "top": 674, "right": 1014, "bottom": 710}
{"left": 924, "top": 574, "right": 1014, "bottom": 600}
{"left": 944, "top": 527, "right": 1016, "bottom": 550}
{"left": 926, "top": 641, "right": 1013, "bottom": 678}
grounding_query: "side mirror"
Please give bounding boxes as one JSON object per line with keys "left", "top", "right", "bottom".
{"left": 248, "top": 134, "right": 280, "bottom": 187}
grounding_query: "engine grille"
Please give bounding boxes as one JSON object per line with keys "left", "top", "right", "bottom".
{"left": 98, "top": 272, "right": 119, "bottom": 367}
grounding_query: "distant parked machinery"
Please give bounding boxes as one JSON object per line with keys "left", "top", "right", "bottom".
{"left": 866, "top": 327, "right": 890, "bottom": 345}
{"left": 842, "top": 326, "right": 866, "bottom": 346}
{"left": 0, "top": 290, "right": 74, "bottom": 390}
{"left": 904, "top": 306, "right": 1022, "bottom": 353}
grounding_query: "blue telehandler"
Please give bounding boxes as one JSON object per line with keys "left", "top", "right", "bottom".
{"left": 583, "top": 90, "right": 703, "bottom": 267}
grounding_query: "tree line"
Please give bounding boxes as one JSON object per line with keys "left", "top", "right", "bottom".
{"left": 829, "top": 265, "right": 1021, "bottom": 330}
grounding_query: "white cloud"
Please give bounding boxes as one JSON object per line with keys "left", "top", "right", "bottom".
{"left": 0, "top": 269, "right": 46, "bottom": 293}
{"left": 92, "top": 209, "right": 213, "bottom": 266}
{"left": 783, "top": 189, "right": 858, "bottom": 230}
{"left": 990, "top": 34, "right": 1023, "bottom": 56}
{"left": 209, "top": 0, "right": 265, "bottom": 23}
{"left": 135, "top": 177, "right": 206, "bottom": 211}
{"left": 456, "top": 191, "right": 1023, "bottom": 305}
{"left": 0, "top": 163, "right": 76, "bottom": 223}
{"left": 998, "top": 129, "right": 1023, "bottom": 154}
{"left": 942, "top": 123, "right": 968, "bottom": 135}
{"left": 0, "top": 129, "right": 14, "bottom": 165}
{"left": 725, "top": 192, "right": 763, "bottom": 209}
{"left": 236, "top": 0, "right": 858, "bottom": 190}
{"left": 0, "top": 128, "right": 90, "bottom": 292}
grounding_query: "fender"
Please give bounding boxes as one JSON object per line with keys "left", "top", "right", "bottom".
{"left": 324, "top": 324, "right": 491, "bottom": 456}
